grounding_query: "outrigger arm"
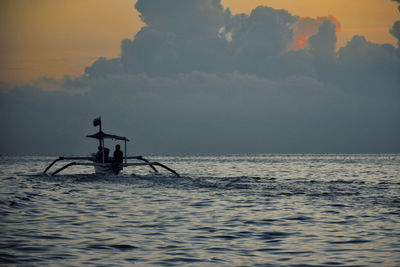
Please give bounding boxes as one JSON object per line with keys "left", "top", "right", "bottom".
{"left": 43, "top": 157, "right": 92, "bottom": 174}
{"left": 52, "top": 162, "right": 77, "bottom": 176}
{"left": 152, "top": 162, "right": 180, "bottom": 177}
{"left": 126, "top": 156, "right": 158, "bottom": 173}
{"left": 124, "top": 156, "right": 180, "bottom": 177}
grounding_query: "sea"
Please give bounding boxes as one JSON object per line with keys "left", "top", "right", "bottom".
{"left": 0, "top": 154, "right": 399, "bottom": 266}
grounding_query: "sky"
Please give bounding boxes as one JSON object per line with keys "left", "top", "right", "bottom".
{"left": 0, "top": 0, "right": 398, "bottom": 85}
{"left": 0, "top": 0, "right": 399, "bottom": 155}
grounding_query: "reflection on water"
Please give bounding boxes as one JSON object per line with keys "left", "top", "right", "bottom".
{"left": 0, "top": 155, "right": 399, "bottom": 266}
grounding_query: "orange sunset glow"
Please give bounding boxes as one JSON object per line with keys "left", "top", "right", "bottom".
{"left": 0, "top": 0, "right": 398, "bottom": 85}
{"left": 292, "top": 15, "right": 341, "bottom": 50}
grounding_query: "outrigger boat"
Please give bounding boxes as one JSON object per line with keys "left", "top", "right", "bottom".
{"left": 44, "top": 117, "right": 179, "bottom": 177}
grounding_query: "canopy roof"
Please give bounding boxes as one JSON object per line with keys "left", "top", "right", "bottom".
{"left": 86, "top": 131, "right": 130, "bottom": 141}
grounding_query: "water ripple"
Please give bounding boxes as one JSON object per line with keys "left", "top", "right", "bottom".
{"left": 0, "top": 154, "right": 399, "bottom": 266}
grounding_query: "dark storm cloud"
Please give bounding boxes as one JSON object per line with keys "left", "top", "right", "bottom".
{"left": 118, "top": 0, "right": 228, "bottom": 76}
{"left": 227, "top": 6, "right": 297, "bottom": 75}
{"left": 391, "top": 21, "right": 400, "bottom": 47}
{"left": 1, "top": 0, "right": 399, "bottom": 154}
{"left": 86, "top": 3, "right": 299, "bottom": 78}
{"left": 309, "top": 20, "right": 337, "bottom": 59}
{"left": 337, "top": 36, "right": 400, "bottom": 94}
{"left": 135, "top": 0, "right": 225, "bottom": 36}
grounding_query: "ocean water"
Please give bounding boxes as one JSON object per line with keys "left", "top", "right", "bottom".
{"left": 0, "top": 154, "right": 399, "bottom": 266}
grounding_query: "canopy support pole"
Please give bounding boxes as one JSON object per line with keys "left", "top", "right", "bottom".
{"left": 101, "top": 123, "right": 104, "bottom": 163}
{"left": 124, "top": 139, "right": 127, "bottom": 164}
{"left": 98, "top": 120, "right": 102, "bottom": 148}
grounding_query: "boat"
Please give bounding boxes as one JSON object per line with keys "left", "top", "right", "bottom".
{"left": 43, "top": 117, "right": 179, "bottom": 177}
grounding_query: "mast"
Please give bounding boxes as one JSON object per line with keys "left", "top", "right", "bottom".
{"left": 93, "top": 117, "right": 104, "bottom": 163}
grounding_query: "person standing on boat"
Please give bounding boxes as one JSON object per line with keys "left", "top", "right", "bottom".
{"left": 113, "top": 144, "right": 123, "bottom": 163}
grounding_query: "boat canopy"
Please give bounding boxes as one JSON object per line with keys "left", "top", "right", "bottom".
{"left": 86, "top": 131, "right": 130, "bottom": 141}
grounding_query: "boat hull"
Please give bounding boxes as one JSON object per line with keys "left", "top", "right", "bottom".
{"left": 94, "top": 164, "right": 121, "bottom": 175}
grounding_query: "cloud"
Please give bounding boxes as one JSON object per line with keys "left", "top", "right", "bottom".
{"left": 292, "top": 15, "right": 341, "bottom": 50}
{"left": 135, "top": 0, "right": 225, "bottom": 37}
{"left": 391, "top": 21, "right": 400, "bottom": 47}
{"left": 391, "top": 0, "right": 400, "bottom": 46}
{"left": 84, "top": 3, "right": 344, "bottom": 81}
{"left": 127, "top": 0, "right": 228, "bottom": 75}
{"left": 228, "top": 6, "right": 297, "bottom": 74}
{"left": 85, "top": 3, "right": 302, "bottom": 79}
{"left": 120, "top": 27, "right": 182, "bottom": 76}
{"left": 1, "top": 0, "right": 399, "bottom": 154}
{"left": 84, "top": 57, "right": 122, "bottom": 78}
{"left": 1, "top": 71, "right": 399, "bottom": 154}
{"left": 337, "top": 35, "right": 400, "bottom": 97}
{"left": 309, "top": 20, "right": 337, "bottom": 58}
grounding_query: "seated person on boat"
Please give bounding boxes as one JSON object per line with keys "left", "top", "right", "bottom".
{"left": 95, "top": 146, "right": 103, "bottom": 162}
{"left": 95, "top": 146, "right": 110, "bottom": 163}
{"left": 112, "top": 144, "right": 123, "bottom": 173}
{"left": 113, "top": 144, "right": 123, "bottom": 163}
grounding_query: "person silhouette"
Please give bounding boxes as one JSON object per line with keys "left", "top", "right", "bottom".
{"left": 113, "top": 144, "right": 123, "bottom": 163}
{"left": 104, "top": 147, "right": 110, "bottom": 162}
{"left": 112, "top": 144, "right": 124, "bottom": 174}
{"left": 95, "top": 146, "right": 103, "bottom": 162}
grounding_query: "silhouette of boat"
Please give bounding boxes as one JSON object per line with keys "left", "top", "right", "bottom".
{"left": 43, "top": 117, "right": 179, "bottom": 177}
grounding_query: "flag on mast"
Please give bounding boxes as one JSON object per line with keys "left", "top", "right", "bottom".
{"left": 93, "top": 117, "right": 101, "bottom": 127}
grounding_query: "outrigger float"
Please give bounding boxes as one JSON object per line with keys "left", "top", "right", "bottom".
{"left": 44, "top": 117, "right": 179, "bottom": 177}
